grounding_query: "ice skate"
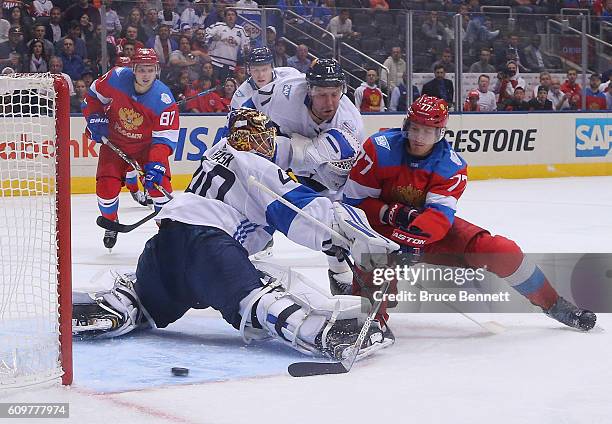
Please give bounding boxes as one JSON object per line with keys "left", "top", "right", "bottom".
{"left": 544, "top": 296, "right": 596, "bottom": 331}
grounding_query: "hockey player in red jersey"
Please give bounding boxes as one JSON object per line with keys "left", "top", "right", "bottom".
{"left": 343, "top": 94, "right": 597, "bottom": 331}
{"left": 83, "top": 48, "right": 179, "bottom": 250}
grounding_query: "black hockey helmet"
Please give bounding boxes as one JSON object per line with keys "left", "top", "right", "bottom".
{"left": 248, "top": 47, "right": 274, "bottom": 66}
{"left": 306, "top": 58, "right": 346, "bottom": 89}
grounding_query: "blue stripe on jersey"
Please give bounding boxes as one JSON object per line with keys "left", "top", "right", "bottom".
{"left": 265, "top": 185, "right": 318, "bottom": 235}
{"left": 242, "top": 98, "right": 256, "bottom": 109}
{"left": 342, "top": 196, "right": 363, "bottom": 206}
{"left": 338, "top": 203, "right": 378, "bottom": 238}
{"left": 426, "top": 202, "right": 456, "bottom": 225}
{"left": 513, "top": 267, "right": 546, "bottom": 295}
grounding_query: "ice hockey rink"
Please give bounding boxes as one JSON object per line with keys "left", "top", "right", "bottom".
{"left": 2, "top": 176, "right": 612, "bottom": 424}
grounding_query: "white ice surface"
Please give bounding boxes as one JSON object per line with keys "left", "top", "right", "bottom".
{"left": 2, "top": 176, "right": 612, "bottom": 424}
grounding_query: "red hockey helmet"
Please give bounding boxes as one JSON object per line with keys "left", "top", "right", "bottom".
{"left": 407, "top": 95, "right": 449, "bottom": 128}
{"left": 132, "top": 48, "right": 159, "bottom": 66}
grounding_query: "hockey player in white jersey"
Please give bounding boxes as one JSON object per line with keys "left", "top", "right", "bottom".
{"left": 230, "top": 47, "right": 302, "bottom": 110}
{"left": 72, "top": 109, "right": 399, "bottom": 361}
{"left": 244, "top": 58, "right": 365, "bottom": 144}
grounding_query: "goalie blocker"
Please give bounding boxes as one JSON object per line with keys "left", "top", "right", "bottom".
{"left": 73, "top": 203, "right": 397, "bottom": 361}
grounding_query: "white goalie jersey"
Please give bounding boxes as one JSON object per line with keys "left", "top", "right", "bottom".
{"left": 156, "top": 139, "right": 335, "bottom": 255}
{"left": 230, "top": 67, "right": 302, "bottom": 110}
{"left": 242, "top": 74, "right": 365, "bottom": 143}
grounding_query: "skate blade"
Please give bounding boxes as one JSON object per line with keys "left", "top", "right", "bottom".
{"left": 481, "top": 320, "right": 506, "bottom": 334}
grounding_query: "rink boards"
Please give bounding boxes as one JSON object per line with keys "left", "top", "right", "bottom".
{"left": 1, "top": 112, "right": 611, "bottom": 194}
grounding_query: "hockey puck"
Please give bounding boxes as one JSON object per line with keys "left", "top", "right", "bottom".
{"left": 171, "top": 367, "right": 189, "bottom": 377}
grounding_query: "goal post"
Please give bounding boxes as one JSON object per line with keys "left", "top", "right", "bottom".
{"left": 0, "top": 73, "right": 72, "bottom": 388}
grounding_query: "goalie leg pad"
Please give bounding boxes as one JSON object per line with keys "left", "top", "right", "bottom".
{"left": 239, "top": 263, "right": 391, "bottom": 359}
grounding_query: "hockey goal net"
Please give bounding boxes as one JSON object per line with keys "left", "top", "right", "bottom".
{"left": 0, "top": 73, "right": 72, "bottom": 387}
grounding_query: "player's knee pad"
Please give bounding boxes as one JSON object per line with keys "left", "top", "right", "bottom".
{"left": 238, "top": 263, "right": 364, "bottom": 356}
{"left": 96, "top": 176, "right": 122, "bottom": 199}
{"left": 466, "top": 233, "right": 524, "bottom": 278}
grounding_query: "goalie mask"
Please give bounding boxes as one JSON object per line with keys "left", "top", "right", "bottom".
{"left": 291, "top": 128, "right": 359, "bottom": 191}
{"left": 227, "top": 108, "right": 277, "bottom": 159}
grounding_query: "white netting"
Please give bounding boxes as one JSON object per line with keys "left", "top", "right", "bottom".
{"left": 0, "top": 73, "right": 63, "bottom": 388}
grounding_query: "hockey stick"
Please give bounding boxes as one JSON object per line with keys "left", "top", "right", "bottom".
{"left": 175, "top": 87, "right": 217, "bottom": 107}
{"left": 96, "top": 138, "right": 174, "bottom": 233}
{"left": 247, "top": 175, "right": 393, "bottom": 376}
{"left": 288, "top": 281, "right": 390, "bottom": 377}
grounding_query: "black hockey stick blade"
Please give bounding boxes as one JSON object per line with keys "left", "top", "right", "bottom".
{"left": 288, "top": 361, "right": 348, "bottom": 377}
{"left": 96, "top": 210, "right": 159, "bottom": 233}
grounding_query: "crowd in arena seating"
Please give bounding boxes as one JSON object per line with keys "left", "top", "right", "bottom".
{"left": 0, "top": 0, "right": 610, "bottom": 113}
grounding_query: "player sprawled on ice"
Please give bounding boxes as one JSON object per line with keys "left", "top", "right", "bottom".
{"left": 72, "top": 108, "right": 399, "bottom": 361}
{"left": 343, "top": 94, "right": 596, "bottom": 331}
{"left": 244, "top": 58, "right": 365, "bottom": 288}
{"left": 83, "top": 48, "right": 179, "bottom": 251}
{"left": 230, "top": 46, "right": 301, "bottom": 110}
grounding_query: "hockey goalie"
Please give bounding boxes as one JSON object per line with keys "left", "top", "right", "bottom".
{"left": 73, "top": 108, "right": 399, "bottom": 361}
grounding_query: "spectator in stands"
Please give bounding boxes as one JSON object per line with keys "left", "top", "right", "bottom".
{"left": 599, "top": 70, "right": 612, "bottom": 92}
{"left": 273, "top": 39, "right": 288, "bottom": 67}
{"left": 125, "top": 8, "right": 148, "bottom": 43}
{"left": 0, "top": 16, "right": 8, "bottom": 43}
{"left": 64, "top": 0, "right": 100, "bottom": 28}
{"left": 528, "top": 86, "right": 553, "bottom": 110}
{"left": 8, "top": 7, "right": 32, "bottom": 36}
{"left": 30, "top": 25, "right": 54, "bottom": 57}
{"left": 58, "top": 37, "right": 84, "bottom": 81}
{"left": 469, "top": 48, "right": 496, "bottom": 73}
{"left": 532, "top": 71, "right": 552, "bottom": 99}
{"left": 204, "top": 1, "right": 226, "bottom": 28}
{"left": 603, "top": 0, "right": 612, "bottom": 23}
{"left": 233, "top": 66, "right": 247, "bottom": 85}
{"left": 142, "top": 8, "right": 159, "bottom": 41}
{"left": 523, "top": 35, "right": 554, "bottom": 73}
{"left": 80, "top": 66, "right": 94, "bottom": 88}
{"left": 327, "top": 9, "right": 359, "bottom": 41}
{"left": 495, "top": 34, "right": 526, "bottom": 71}
{"left": 290, "top": 0, "right": 315, "bottom": 25}
{"left": 117, "top": 25, "right": 145, "bottom": 56}
{"left": 49, "top": 56, "right": 74, "bottom": 95}
{"left": 170, "top": 35, "right": 204, "bottom": 81}
{"left": 2, "top": 51, "right": 22, "bottom": 72}
{"left": 146, "top": 24, "right": 177, "bottom": 68}
{"left": 493, "top": 60, "right": 525, "bottom": 107}
{"left": 219, "top": 77, "right": 237, "bottom": 111}
{"left": 33, "top": 0, "right": 54, "bottom": 18}
{"left": 198, "top": 60, "right": 221, "bottom": 88}
{"left": 79, "top": 14, "right": 95, "bottom": 44}
{"left": 606, "top": 85, "right": 612, "bottom": 109}
{"left": 205, "top": 8, "right": 250, "bottom": 82}
{"left": 465, "top": 15, "right": 499, "bottom": 46}
{"left": 475, "top": 74, "right": 497, "bottom": 111}
{"left": 104, "top": 0, "right": 121, "bottom": 38}
{"left": 422, "top": 64, "right": 454, "bottom": 106}
{"left": 370, "top": 0, "right": 389, "bottom": 10}
{"left": 236, "top": 0, "right": 259, "bottom": 8}
{"left": 421, "top": 10, "right": 449, "bottom": 52}
{"left": 432, "top": 48, "right": 455, "bottom": 73}
{"left": 27, "top": 39, "right": 49, "bottom": 72}
{"left": 181, "top": 0, "right": 207, "bottom": 31}
{"left": 389, "top": 72, "right": 419, "bottom": 112}
{"left": 171, "top": 70, "right": 201, "bottom": 112}
{"left": 122, "top": 42, "right": 136, "bottom": 60}
{"left": 159, "top": 0, "right": 180, "bottom": 32}
{"left": 265, "top": 26, "right": 277, "bottom": 46}
{"left": 71, "top": 79, "right": 87, "bottom": 112}
{"left": 502, "top": 86, "right": 529, "bottom": 111}
{"left": 584, "top": 73, "right": 607, "bottom": 110}
{"left": 463, "top": 90, "right": 480, "bottom": 111}
{"left": 287, "top": 44, "right": 311, "bottom": 73}
{"left": 191, "top": 28, "right": 210, "bottom": 61}
{"left": 313, "top": 0, "right": 334, "bottom": 28}
{"left": 512, "top": 0, "right": 548, "bottom": 33}
{"left": 0, "top": 26, "right": 27, "bottom": 59}
{"left": 87, "top": 24, "right": 115, "bottom": 69}
{"left": 354, "top": 68, "right": 385, "bottom": 112}
{"left": 195, "top": 76, "right": 226, "bottom": 112}
{"left": 549, "top": 77, "right": 571, "bottom": 110}
{"left": 380, "top": 46, "right": 406, "bottom": 96}
{"left": 560, "top": 68, "right": 582, "bottom": 110}
{"left": 57, "top": 22, "right": 87, "bottom": 60}
{"left": 45, "top": 7, "right": 66, "bottom": 44}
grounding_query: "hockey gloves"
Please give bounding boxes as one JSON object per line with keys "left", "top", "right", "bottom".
{"left": 86, "top": 114, "right": 109, "bottom": 143}
{"left": 144, "top": 162, "right": 166, "bottom": 189}
{"left": 330, "top": 202, "right": 400, "bottom": 271}
{"left": 384, "top": 203, "right": 420, "bottom": 229}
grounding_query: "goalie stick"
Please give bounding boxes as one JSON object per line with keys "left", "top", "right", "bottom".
{"left": 246, "top": 176, "right": 394, "bottom": 376}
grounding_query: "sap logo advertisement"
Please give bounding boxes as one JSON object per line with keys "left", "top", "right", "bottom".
{"left": 575, "top": 118, "right": 612, "bottom": 157}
